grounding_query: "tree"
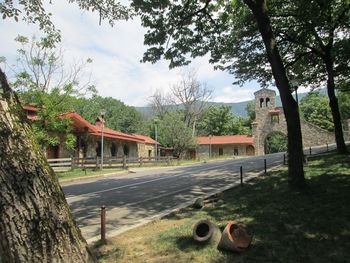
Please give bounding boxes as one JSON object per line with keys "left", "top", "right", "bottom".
{"left": 149, "top": 89, "right": 173, "bottom": 119}
{"left": 299, "top": 92, "right": 334, "bottom": 131}
{"left": 265, "top": 132, "right": 288, "bottom": 154}
{"left": 197, "top": 105, "right": 250, "bottom": 136}
{"left": 0, "top": 1, "right": 130, "bottom": 261}
{"left": 245, "top": 101, "right": 256, "bottom": 121}
{"left": 0, "top": 69, "right": 95, "bottom": 262}
{"left": 133, "top": 0, "right": 306, "bottom": 188}
{"left": 274, "top": 0, "right": 350, "bottom": 154}
{"left": 338, "top": 81, "right": 350, "bottom": 122}
{"left": 157, "top": 111, "right": 196, "bottom": 158}
{"left": 170, "top": 69, "right": 212, "bottom": 128}
{"left": 209, "top": 0, "right": 349, "bottom": 153}
{"left": 2, "top": 34, "right": 97, "bottom": 151}
{"left": 74, "top": 96, "right": 145, "bottom": 134}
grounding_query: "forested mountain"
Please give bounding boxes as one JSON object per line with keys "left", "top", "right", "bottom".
{"left": 135, "top": 90, "right": 315, "bottom": 118}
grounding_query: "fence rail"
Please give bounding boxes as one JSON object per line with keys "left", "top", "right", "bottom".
{"left": 49, "top": 156, "right": 178, "bottom": 172}
{"left": 48, "top": 158, "right": 73, "bottom": 172}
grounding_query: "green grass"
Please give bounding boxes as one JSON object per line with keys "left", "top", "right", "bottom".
{"left": 92, "top": 152, "right": 350, "bottom": 263}
{"left": 57, "top": 168, "right": 125, "bottom": 181}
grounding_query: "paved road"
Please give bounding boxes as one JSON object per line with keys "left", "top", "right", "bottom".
{"left": 62, "top": 143, "right": 336, "bottom": 242}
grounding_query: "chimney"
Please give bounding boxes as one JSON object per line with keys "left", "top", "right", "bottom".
{"left": 95, "top": 117, "right": 104, "bottom": 127}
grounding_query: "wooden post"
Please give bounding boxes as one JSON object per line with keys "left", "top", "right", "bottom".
{"left": 326, "top": 143, "right": 329, "bottom": 152}
{"left": 70, "top": 157, "right": 74, "bottom": 170}
{"left": 123, "top": 156, "right": 127, "bottom": 169}
{"left": 240, "top": 166, "right": 243, "bottom": 186}
{"left": 101, "top": 205, "right": 106, "bottom": 243}
{"left": 309, "top": 147, "right": 312, "bottom": 156}
{"left": 283, "top": 154, "right": 286, "bottom": 165}
{"left": 264, "top": 159, "right": 267, "bottom": 175}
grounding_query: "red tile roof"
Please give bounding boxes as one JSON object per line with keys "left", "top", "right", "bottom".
{"left": 61, "top": 112, "right": 146, "bottom": 143}
{"left": 197, "top": 135, "right": 253, "bottom": 145}
{"left": 133, "top": 134, "right": 160, "bottom": 145}
{"left": 22, "top": 105, "right": 40, "bottom": 111}
{"left": 24, "top": 107, "right": 154, "bottom": 144}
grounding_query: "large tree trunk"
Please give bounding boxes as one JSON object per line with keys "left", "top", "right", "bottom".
{"left": 0, "top": 69, "right": 95, "bottom": 263}
{"left": 244, "top": 0, "right": 306, "bottom": 188}
{"left": 324, "top": 52, "right": 348, "bottom": 154}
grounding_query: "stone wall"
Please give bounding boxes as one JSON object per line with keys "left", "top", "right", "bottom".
{"left": 58, "top": 133, "right": 139, "bottom": 159}
{"left": 137, "top": 143, "right": 156, "bottom": 158}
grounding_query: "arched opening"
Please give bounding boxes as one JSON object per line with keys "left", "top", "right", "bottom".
{"left": 47, "top": 145, "right": 59, "bottom": 159}
{"left": 111, "top": 143, "right": 117, "bottom": 157}
{"left": 266, "top": 97, "right": 270, "bottom": 107}
{"left": 80, "top": 139, "right": 88, "bottom": 157}
{"left": 96, "top": 141, "right": 101, "bottom": 157}
{"left": 246, "top": 145, "right": 255, "bottom": 156}
{"left": 259, "top": 98, "right": 264, "bottom": 108}
{"left": 264, "top": 132, "right": 287, "bottom": 154}
{"left": 123, "top": 144, "right": 129, "bottom": 156}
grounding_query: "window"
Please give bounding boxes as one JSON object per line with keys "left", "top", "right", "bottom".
{"left": 123, "top": 144, "right": 129, "bottom": 156}
{"left": 266, "top": 97, "right": 270, "bottom": 107}
{"left": 260, "top": 98, "right": 264, "bottom": 108}
{"left": 96, "top": 141, "right": 101, "bottom": 157}
{"left": 271, "top": 114, "right": 279, "bottom": 124}
{"left": 111, "top": 143, "right": 117, "bottom": 157}
{"left": 234, "top": 147, "right": 239, "bottom": 156}
{"left": 219, "top": 148, "right": 223, "bottom": 156}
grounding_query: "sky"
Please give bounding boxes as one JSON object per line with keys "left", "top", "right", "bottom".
{"left": 0, "top": 1, "right": 285, "bottom": 107}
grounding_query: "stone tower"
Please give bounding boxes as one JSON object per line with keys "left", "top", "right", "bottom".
{"left": 251, "top": 88, "right": 334, "bottom": 156}
{"left": 252, "top": 88, "right": 282, "bottom": 155}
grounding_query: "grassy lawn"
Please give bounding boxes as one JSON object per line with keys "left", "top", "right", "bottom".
{"left": 56, "top": 168, "right": 125, "bottom": 181}
{"left": 91, "top": 152, "right": 350, "bottom": 263}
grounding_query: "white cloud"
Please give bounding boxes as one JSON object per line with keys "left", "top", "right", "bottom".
{"left": 0, "top": 1, "right": 265, "bottom": 107}
{"left": 213, "top": 86, "right": 261, "bottom": 103}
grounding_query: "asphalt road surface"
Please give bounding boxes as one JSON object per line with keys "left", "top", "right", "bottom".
{"left": 62, "top": 144, "right": 336, "bottom": 242}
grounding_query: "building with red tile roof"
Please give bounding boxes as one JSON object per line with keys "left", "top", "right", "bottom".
{"left": 196, "top": 135, "right": 255, "bottom": 158}
{"left": 23, "top": 106, "right": 159, "bottom": 159}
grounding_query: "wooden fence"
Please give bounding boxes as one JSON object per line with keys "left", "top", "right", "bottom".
{"left": 48, "top": 156, "right": 177, "bottom": 172}
{"left": 48, "top": 158, "right": 73, "bottom": 172}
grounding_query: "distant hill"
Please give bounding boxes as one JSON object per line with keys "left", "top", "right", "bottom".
{"left": 135, "top": 90, "right": 317, "bottom": 118}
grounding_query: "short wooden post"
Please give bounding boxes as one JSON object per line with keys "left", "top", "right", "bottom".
{"left": 326, "top": 143, "right": 329, "bottom": 152}
{"left": 240, "top": 166, "right": 243, "bottom": 186}
{"left": 70, "top": 157, "right": 74, "bottom": 170}
{"left": 101, "top": 205, "right": 106, "bottom": 243}
{"left": 283, "top": 154, "right": 286, "bottom": 165}
{"left": 123, "top": 156, "right": 127, "bottom": 169}
{"left": 264, "top": 159, "right": 267, "bottom": 175}
{"left": 309, "top": 147, "right": 312, "bottom": 156}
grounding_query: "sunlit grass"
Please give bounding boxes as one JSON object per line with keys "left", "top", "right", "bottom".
{"left": 56, "top": 168, "right": 124, "bottom": 181}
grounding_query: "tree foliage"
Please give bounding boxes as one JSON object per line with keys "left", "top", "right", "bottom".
{"left": 157, "top": 111, "right": 196, "bottom": 158}
{"left": 300, "top": 92, "right": 334, "bottom": 131}
{"left": 149, "top": 69, "right": 212, "bottom": 129}
{"left": 74, "top": 96, "right": 146, "bottom": 134}
{"left": 5, "top": 35, "right": 96, "bottom": 150}
{"left": 197, "top": 105, "right": 250, "bottom": 136}
{"left": 265, "top": 132, "right": 288, "bottom": 154}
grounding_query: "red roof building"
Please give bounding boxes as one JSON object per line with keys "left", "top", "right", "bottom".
{"left": 196, "top": 135, "right": 255, "bottom": 158}
{"left": 22, "top": 106, "right": 159, "bottom": 159}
